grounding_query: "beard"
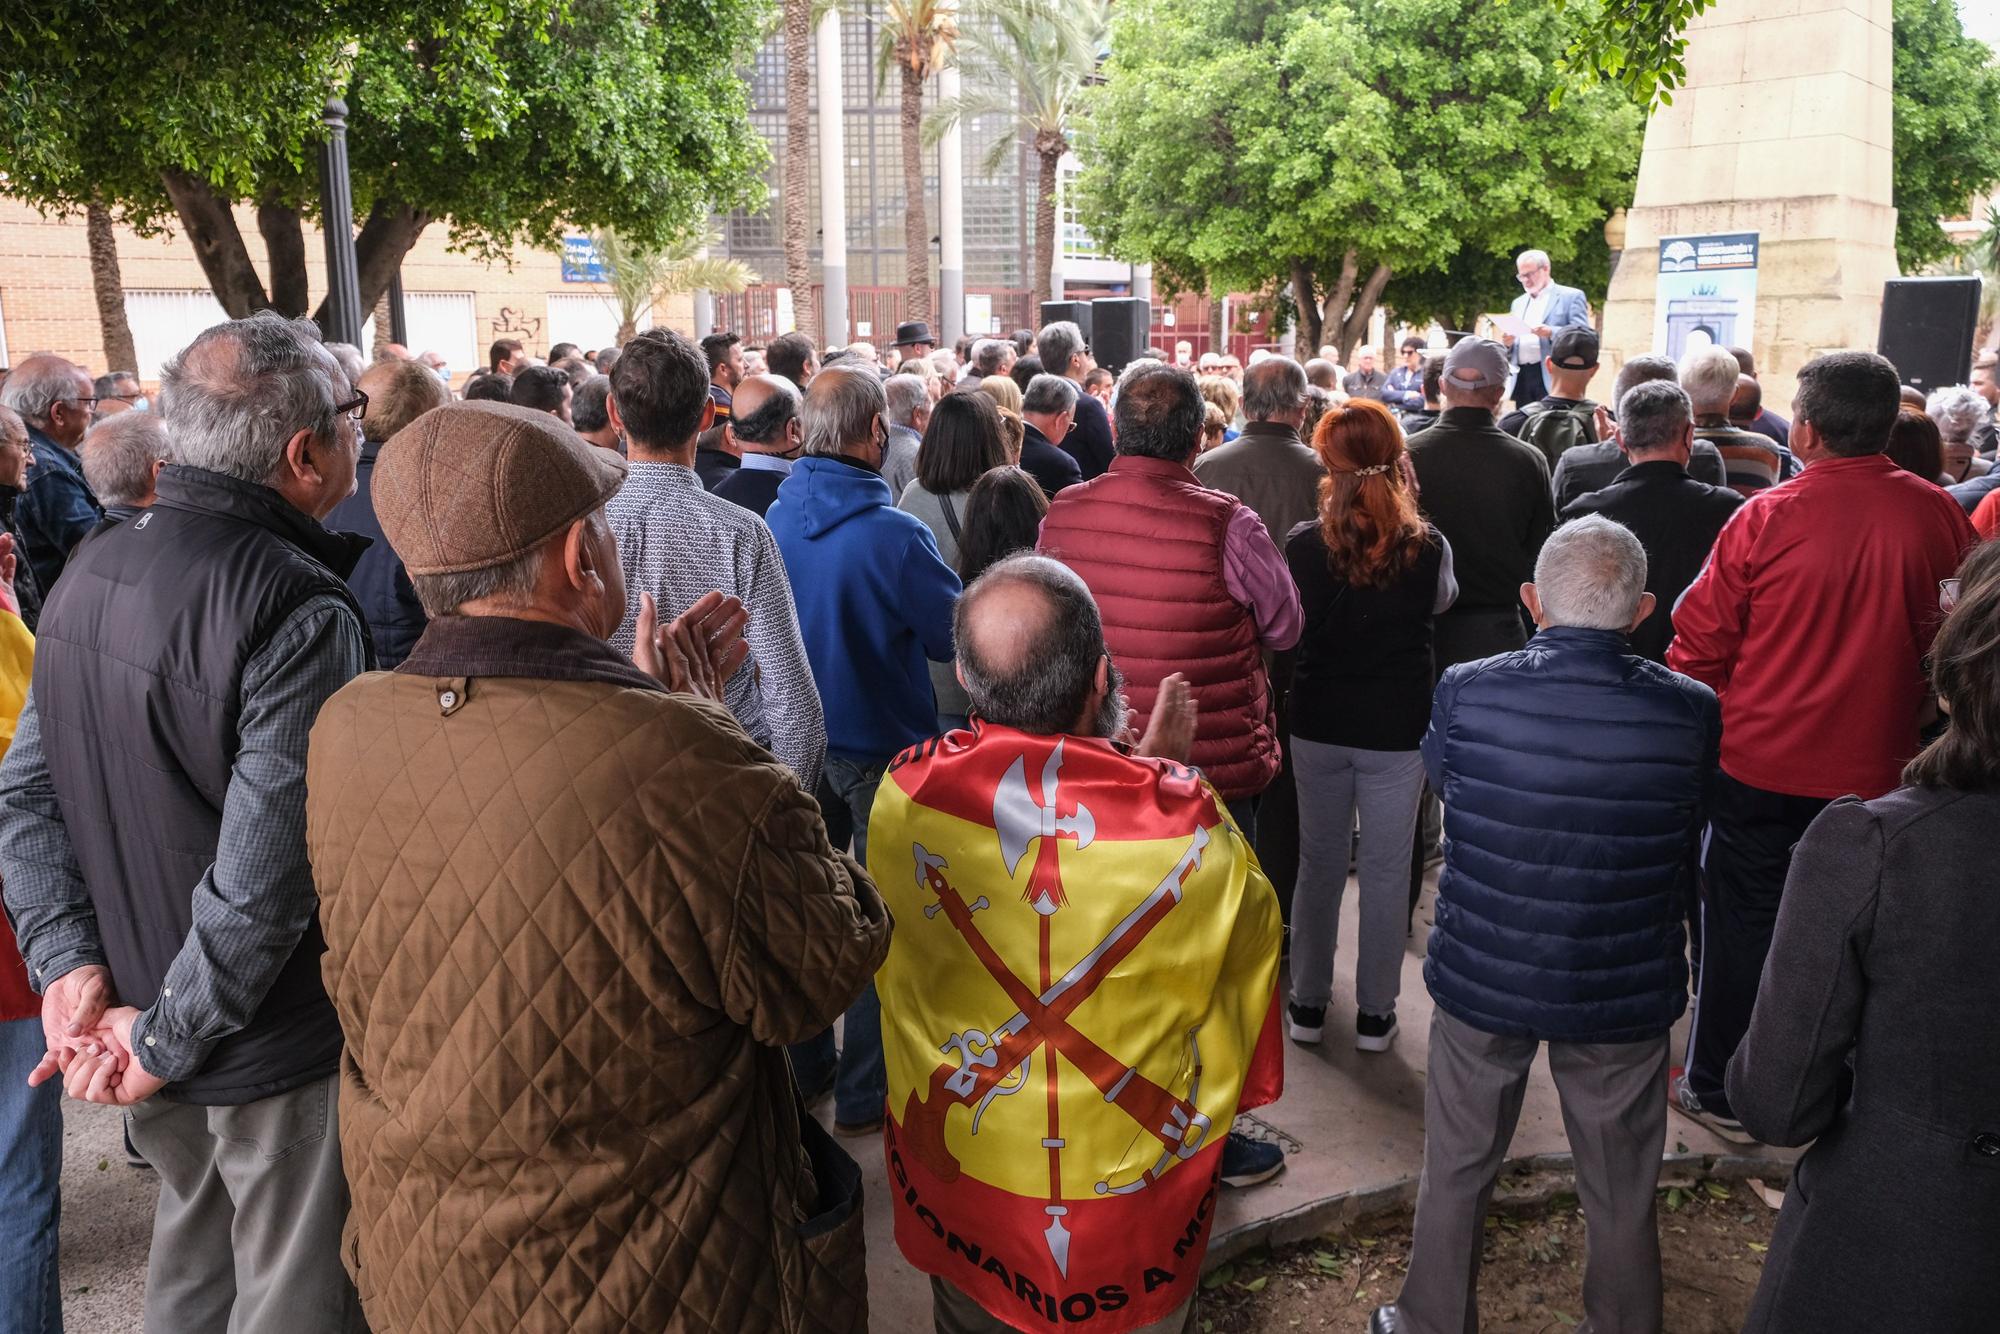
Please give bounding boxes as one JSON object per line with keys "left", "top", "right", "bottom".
{"left": 1092, "top": 659, "right": 1132, "bottom": 740}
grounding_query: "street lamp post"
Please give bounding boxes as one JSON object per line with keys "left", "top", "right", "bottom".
{"left": 319, "top": 97, "right": 365, "bottom": 347}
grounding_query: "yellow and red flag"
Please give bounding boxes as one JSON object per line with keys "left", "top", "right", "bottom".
{"left": 869, "top": 721, "right": 1283, "bottom": 1332}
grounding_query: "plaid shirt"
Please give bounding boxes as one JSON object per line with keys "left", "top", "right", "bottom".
{"left": 0, "top": 594, "right": 365, "bottom": 1081}
{"left": 606, "top": 461, "right": 825, "bottom": 788}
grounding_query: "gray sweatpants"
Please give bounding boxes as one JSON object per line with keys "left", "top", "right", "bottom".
{"left": 1289, "top": 737, "right": 1425, "bottom": 1016}
{"left": 126, "top": 1072, "right": 365, "bottom": 1334}
{"left": 1398, "top": 1011, "right": 1669, "bottom": 1334}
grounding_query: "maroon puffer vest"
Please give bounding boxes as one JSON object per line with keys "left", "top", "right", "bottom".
{"left": 1037, "top": 455, "right": 1278, "bottom": 799}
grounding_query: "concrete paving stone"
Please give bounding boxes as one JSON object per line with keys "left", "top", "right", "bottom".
{"left": 56, "top": 868, "right": 1794, "bottom": 1331}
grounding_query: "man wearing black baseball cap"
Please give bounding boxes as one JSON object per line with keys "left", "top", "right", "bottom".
{"left": 1499, "top": 327, "right": 1603, "bottom": 469}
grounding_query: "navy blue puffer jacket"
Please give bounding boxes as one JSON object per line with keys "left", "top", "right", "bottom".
{"left": 1420, "top": 626, "right": 1719, "bottom": 1044}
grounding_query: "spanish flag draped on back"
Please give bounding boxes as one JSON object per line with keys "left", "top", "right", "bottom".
{"left": 868, "top": 721, "right": 1283, "bottom": 1332}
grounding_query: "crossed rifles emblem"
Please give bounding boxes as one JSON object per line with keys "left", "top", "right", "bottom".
{"left": 899, "top": 740, "right": 1213, "bottom": 1277}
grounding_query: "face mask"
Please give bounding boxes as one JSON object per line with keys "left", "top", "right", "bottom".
{"left": 434, "top": 364, "right": 451, "bottom": 385}
{"left": 131, "top": 397, "right": 149, "bottom": 413}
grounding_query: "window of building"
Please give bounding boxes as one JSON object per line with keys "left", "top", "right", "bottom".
{"left": 1060, "top": 157, "right": 1099, "bottom": 261}
{"left": 546, "top": 293, "right": 648, "bottom": 355}
{"left": 122, "top": 289, "right": 232, "bottom": 381}
{"left": 399, "top": 292, "right": 480, "bottom": 375}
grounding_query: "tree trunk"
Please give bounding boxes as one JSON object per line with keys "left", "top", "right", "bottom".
{"left": 1208, "top": 284, "right": 1226, "bottom": 350}
{"left": 346, "top": 200, "right": 431, "bottom": 322}
{"left": 1336, "top": 263, "right": 1394, "bottom": 361}
{"left": 370, "top": 290, "right": 394, "bottom": 361}
{"left": 1289, "top": 261, "right": 1320, "bottom": 357}
{"left": 84, "top": 201, "right": 138, "bottom": 374}
{"left": 160, "top": 169, "right": 271, "bottom": 318}
{"left": 900, "top": 57, "right": 931, "bottom": 329}
{"left": 1032, "top": 148, "right": 1060, "bottom": 313}
{"left": 1320, "top": 249, "right": 1359, "bottom": 355}
{"left": 782, "top": 0, "right": 816, "bottom": 338}
{"left": 257, "top": 197, "right": 310, "bottom": 318}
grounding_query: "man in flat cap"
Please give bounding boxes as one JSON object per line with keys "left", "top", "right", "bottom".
{"left": 304, "top": 399, "right": 891, "bottom": 1334}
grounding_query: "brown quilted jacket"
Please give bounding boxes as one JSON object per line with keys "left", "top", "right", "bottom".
{"left": 305, "top": 616, "right": 891, "bottom": 1334}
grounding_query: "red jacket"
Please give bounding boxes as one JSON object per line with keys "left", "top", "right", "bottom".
{"left": 1668, "top": 454, "right": 1976, "bottom": 800}
{"left": 1038, "top": 455, "right": 1279, "bottom": 799}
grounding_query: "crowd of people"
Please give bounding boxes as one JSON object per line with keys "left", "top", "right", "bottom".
{"left": 0, "top": 252, "right": 1995, "bottom": 1334}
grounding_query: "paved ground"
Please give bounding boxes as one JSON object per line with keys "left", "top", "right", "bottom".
{"left": 54, "top": 867, "right": 1789, "bottom": 1330}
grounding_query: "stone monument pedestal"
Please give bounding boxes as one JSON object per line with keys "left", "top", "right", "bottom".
{"left": 1596, "top": 0, "right": 1897, "bottom": 413}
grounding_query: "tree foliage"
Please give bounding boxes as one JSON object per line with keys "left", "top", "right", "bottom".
{"left": 1075, "top": 0, "right": 1641, "bottom": 353}
{"left": 1890, "top": 0, "right": 2000, "bottom": 272}
{"left": 593, "top": 227, "right": 755, "bottom": 343}
{"left": 0, "top": 0, "right": 771, "bottom": 324}
{"left": 1548, "top": 0, "right": 1717, "bottom": 108}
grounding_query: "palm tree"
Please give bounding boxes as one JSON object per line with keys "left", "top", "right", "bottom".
{"left": 782, "top": 0, "right": 817, "bottom": 337}
{"left": 592, "top": 228, "right": 755, "bottom": 345}
{"left": 930, "top": 0, "right": 1108, "bottom": 311}
{"left": 878, "top": 0, "right": 958, "bottom": 330}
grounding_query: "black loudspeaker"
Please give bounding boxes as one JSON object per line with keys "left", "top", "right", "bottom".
{"left": 1878, "top": 276, "right": 1981, "bottom": 392}
{"left": 1039, "top": 301, "right": 1092, "bottom": 343}
{"left": 1091, "top": 297, "right": 1152, "bottom": 374}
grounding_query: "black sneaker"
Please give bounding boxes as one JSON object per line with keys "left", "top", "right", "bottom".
{"left": 1370, "top": 1305, "right": 1404, "bottom": 1334}
{"left": 1668, "top": 1067, "right": 1757, "bottom": 1145}
{"left": 1286, "top": 1002, "right": 1325, "bottom": 1045}
{"left": 1355, "top": 1011, "right": 1398, "bottom": 1053}
{"left": 1219, "top": 1130, "right": 1286, "bottom": 1188}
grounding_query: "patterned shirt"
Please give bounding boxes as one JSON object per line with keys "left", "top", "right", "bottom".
{"left": 0, "top": 594, "right": 366, "bottom": 1080}
{"left": 606, "top": 461, "right": 825, "bottom": 787}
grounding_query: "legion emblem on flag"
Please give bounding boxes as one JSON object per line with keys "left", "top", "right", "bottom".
{"left": 869, "top": 723, "right": 1283, "bottom": 1333}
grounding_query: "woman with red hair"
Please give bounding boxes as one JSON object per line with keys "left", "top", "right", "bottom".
{"left": 1284, "top": 399, "right": 1456, "bottom": 1053}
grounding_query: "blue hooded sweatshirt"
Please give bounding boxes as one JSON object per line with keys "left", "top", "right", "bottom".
{"left": 766, "top": 455, "right": 961, "bottom": 759}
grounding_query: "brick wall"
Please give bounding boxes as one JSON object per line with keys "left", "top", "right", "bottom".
{"left": 0, "top": 198, "right": 694, "bottom": 386}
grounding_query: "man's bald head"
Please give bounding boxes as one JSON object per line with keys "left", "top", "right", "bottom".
{"left": 728, "top": 372, "right": 803, "bottom": 453}
{"left": 1729, "top": 373, "right": 1762, "bottom": 424}
{"left": 955, "top": 554, "right": 1123, "bottom": 736}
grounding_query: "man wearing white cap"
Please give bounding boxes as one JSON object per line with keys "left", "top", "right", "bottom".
{"left": 1406, "top": 338, "right": 1556, "bottom": 667}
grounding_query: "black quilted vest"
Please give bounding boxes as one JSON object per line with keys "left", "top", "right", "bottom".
{"left": 35, "top": 465, "right": 372, "bottom": 1104}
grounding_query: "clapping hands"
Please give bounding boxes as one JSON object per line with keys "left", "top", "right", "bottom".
{"left": 631, "top": 590, "right": 751, "bottom": 700}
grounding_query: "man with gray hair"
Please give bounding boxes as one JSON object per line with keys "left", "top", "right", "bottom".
{"left": 1407, "top": 338, "right": 1556, "bottom": 667}
{"left": 1561, "top": 379, "right": 1743, "bottom": 663}
{"left": 0, "top": 353, "right": 104, "bottom": 591}
{"left": 0, "top": 311, "right": 372, "bottom": 1329}
{"left": 1036, "top": 319, "right": 1114, "bottom": 479}
{"left": 882, "top": 371, "right": 931, "bottom": 498}
{"left": 1371, "top": 515, "right": 1719, "bottom": 1334}
{"left": 766, "top": 364, "right": 960, "bottom": 1135}
{"left": 1500, "top": 248, "right": 1591, "bottom": 408}
{"left": 1195, "top": 354, "right": 1324, "bottom": 547}
{"left": 970, "top": 337, "right": 1014, "bottom": 379}
{"left": 1550, "top": 353, "right": 1729, "bottom": 507}
{"left": 1926, "top": 384, "right": 1992, "bottom": 484}
{"left": 93, "top": 369, "right": 148, "bottom": 419}
{"left": 1682, "top": 343, "right": 1785, "bottom": 494}
{"left": 80, "top": 408, "right": 172, "bottom": 525}
{"left": 1017, "top": 371, "right": 1083, "bottom": 497}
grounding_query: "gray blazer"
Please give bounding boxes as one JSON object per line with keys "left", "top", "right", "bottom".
{"left": 1727, "top": 786, "right": 2000, "bottom": 1333}
{"left": 1507, "top": 283, "right": 1591, "bottom": 367}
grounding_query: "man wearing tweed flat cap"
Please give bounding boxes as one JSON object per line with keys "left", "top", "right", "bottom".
{"left": 305, "top": 398, "right": 891, "bottom": 1333}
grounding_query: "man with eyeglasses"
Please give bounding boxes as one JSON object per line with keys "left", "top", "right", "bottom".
{"left": 1037, "top": 320, "right": 1114, "bottom": 480}
{"left": 0, "top": 354, "right": 105, "bottom": 591}
{"left": 93, "top": 370, "right": 148, "bottom": 419}
{"left": 1500, "top": 249, "right": 1591, "bottom": 410}
{"left": 0, "top": 312, "right": 371, "bottom": 1330}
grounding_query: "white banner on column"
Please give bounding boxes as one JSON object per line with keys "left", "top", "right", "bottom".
{"left": 1652, "top": 232, "right": 1760, "bottom": 362}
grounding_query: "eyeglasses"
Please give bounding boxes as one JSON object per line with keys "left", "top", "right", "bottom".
{"left": 106, "top": 390, "right": 145, "bottom": 404}
{"left": 64, "top": 396, "right": 100, "bottom": 409}
{"left": 1940, "top": 578, "right": 1962, "bottom": 613}
{"left": 333, "top": 389, "right": 369, "bottom": 424}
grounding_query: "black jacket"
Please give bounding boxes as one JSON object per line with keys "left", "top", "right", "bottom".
{"left": 1552, "top": 439, "right": 1728, "bottom": 509}
{"left": 1021, "top": 422, "right": 1084, "bottom": 499}
{"left": 1561, "top": 459, "right": 1744, "bottom": 663}
{"left": 328, "top": 441, "right": 426, "bottom": 667}
{"left": 0, "top": 484, "right": 44, "bottom": 631}
{"left": 1059, "top": 390, "right": 1115, "bottom": 480}
{"left": 694, "top": 445, "right": 740, "bottom": 491}
{"left": 34, "top": 466, "right": 369, "bottom": 1103}
{"left": 1728, "top": 788, "right": 2000, "bottom": 1332}
{"left": 711, "top": 462, "right": 787, "bottom": 518}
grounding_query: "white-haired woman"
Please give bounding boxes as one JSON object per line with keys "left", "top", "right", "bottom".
{"left": 1926, "top": 385, "right": 1993, "bottom": 483}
